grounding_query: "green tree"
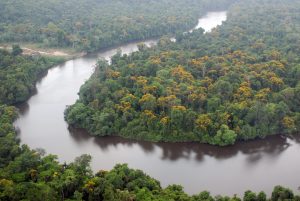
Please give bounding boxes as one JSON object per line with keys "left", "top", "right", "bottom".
{"left": 213, "top": 125, "right": 237, "bottom": 146}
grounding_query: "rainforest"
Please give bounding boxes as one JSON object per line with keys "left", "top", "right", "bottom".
{"left": 65, "top": 0, "right": 300, "bottom": 145}
{"left": 1, "top": 0, "right": 300, "bottom": 200}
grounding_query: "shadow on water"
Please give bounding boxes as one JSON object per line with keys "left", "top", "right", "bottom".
{"left": 13, "top": 61, "right": 68, "bottom": 115}
{"left": 68, "top": 126, "right": 293, "bottom": 163}
{"left": 14, "top": 11, "right": 300, "bottom": 195}
{"left": 15, "top": 102, "right": 30, "bottom": 116}
{"left": 289, "top": 134, "right": 300, "bottom": 144}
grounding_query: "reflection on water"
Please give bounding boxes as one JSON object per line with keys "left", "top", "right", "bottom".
{"left": 67, "top": 126, "right": 300, "bottom": 196}
{"left": 13, "top": 11, "right": 300, "bottom": 196}
{"left": 69, "top": 127, "right": 291, "bottom": 163}
{"left": 190, "top": 11, "right": 227, "bottom": 33}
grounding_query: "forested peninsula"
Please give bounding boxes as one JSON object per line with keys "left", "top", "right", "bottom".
{"left": 1, "top": 0, "right": 300, "bottom": 200}
{"left": 66, "top": 0, "right": 300, "bottom": 146}
{"left": 1, "top": 50, "right": 298, "bottom": 201}
{"left": 0, "top": 74, "right": 299, "bottom": 200}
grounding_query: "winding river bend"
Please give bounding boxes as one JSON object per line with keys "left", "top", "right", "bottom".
{"left": 14, "top": 11, "right": 300, "bottom": 196}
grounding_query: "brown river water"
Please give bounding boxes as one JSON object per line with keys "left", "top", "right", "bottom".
{"left": 14, "top": 11, "right": 300, "bottom": 196}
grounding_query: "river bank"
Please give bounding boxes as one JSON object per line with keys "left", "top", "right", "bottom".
{"left": 14, "top": 10, "right": 300, "bottom": 196}
{"left": 0, "top": 43, "right": 86, "bottom": 59}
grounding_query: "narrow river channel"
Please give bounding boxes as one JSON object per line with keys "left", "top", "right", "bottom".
{"left": 14, "top": 11, "right": 300, "bottom": 196}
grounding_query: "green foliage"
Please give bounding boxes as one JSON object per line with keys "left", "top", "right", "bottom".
{"left": 271, "top": 186, "right": 294, "bottom": 201}
{"left": 66, "top": 0, "right": 300, "bottom": 145}
{"left": 212, "top": 125, "right": 237, "bottom": 146}
{"left": 1, "top": 0, "right": 300, "bottom": 200}
{"left": 0, "top": 48, "right": 65, "bottom": 105}
{"left": 0, "top": 105, "right": 19, "bottom": 167}
{"left": 0, "top": 0, "right": 235, "bottom": 52}
{"left": 65, "top": 103, "right": 94, "bottom": 130}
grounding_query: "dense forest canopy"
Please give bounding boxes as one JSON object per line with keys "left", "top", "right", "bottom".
{"left": 65, "top": 0, "right": 300, "bottom": 146}
{"left": 0, "top": 86, "right": 299, "bottom": 200}
{"left": 0, "top": 53, "right": 297, "bottom": 201}
{"left": 0, "top": 0, "right": 235, "bottom": 52}
{"left": 1, "top": 0, "right": 300, "bottom": 200}
{"left": 0, "top": 48, "right": 64, "bottom": 105}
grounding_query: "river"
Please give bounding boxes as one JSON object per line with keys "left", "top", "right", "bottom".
{"left": 14, "top": 11, "right": 300, "bottom": 196}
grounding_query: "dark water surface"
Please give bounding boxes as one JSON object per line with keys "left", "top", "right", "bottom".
{"left": 14, "top": 12, "right": 300, "bottom": 196}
